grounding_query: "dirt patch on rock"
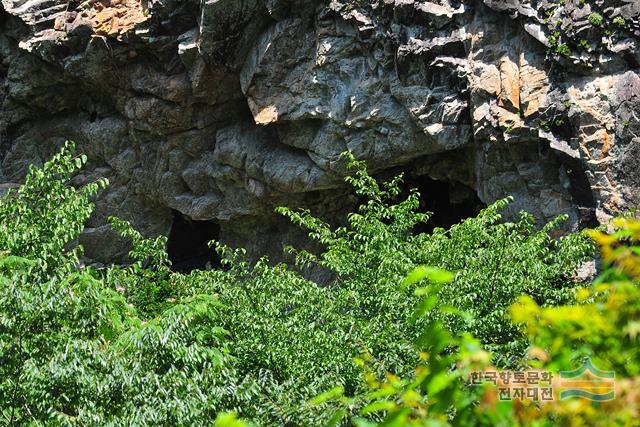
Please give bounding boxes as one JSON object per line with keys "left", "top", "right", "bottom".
{"left": 54, "top": 0, "right": 147, "bottom": 38}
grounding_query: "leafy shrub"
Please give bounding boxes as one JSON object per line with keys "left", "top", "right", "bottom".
{"left": 0, "top": 141, "right": 107, "bottom": 278}
{"left": 315, "top": 215, "right": 640, "bottom": 427}
{"left": 509, "top": 217, "right": 640, "bottom": 426}
{"left": 312, "top": 267, "right": 513, "bottom": 427}
{"left": 105, "top": 217, "right": 174, "bottom": 318}
{"left": 0, "top": 145, "right": 231, "bottom": 425}
{"left": 281, "top": 153, "right": 593, "bottom": 365}
{"left": 0, "top": 144, "right": 594, "bottom": 425}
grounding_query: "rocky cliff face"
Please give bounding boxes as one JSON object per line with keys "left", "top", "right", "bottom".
{"left": 1, "top": 0, "right": 638, "bottom": 266}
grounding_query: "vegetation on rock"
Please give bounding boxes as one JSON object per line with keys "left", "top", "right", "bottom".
{"left": 1, "top": 143, "right": 638, "bottom": 426}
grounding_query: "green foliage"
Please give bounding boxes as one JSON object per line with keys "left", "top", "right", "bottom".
{"left": 280, "top": 153, "right": 592, "bottom": 365}
{"left": 538, "top": 0, "right": 626, "bottom": 66}
{"left": 0, "top": 144, "right": 231, "bottom": 425}
{"left": 106, "top": 217, "right": 173, "bottom": 318}
{"left": 612, "top": 16, "right": 625, "bottom": 26}
{"left": 0, "top": 145, "right": 594, "bottom": 425}
{"left": 422, "top": 206, "right": 592, "bottom": 364}
{"left": 0, "top": 257, "right": 126, "bottom": 424}
{"left": 0, "top": 141, "right": 107, "bottom": 278}
{"left": 555, "top": 43, "right": 571, "bottom": 57}
{"left": 215, "top": 412, "right": 254, "bottom": 427}
{"left": 508, "top": 217, "right": 640, "bottom": 426}
{"left": 318, "top": 216, "right": 640, "bottom": 427}
{"left": 588, "top": 12, "right": 603, "bottom": 26}
{"left": 315, "top": 267, "right": 511, "bottom": 427}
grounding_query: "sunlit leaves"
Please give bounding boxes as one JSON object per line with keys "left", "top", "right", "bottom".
{"left": 0, "top": 144, "right": 598, "bottom": 426}
{"left": 508, "top": 218, "right": 640, "bottom": 426}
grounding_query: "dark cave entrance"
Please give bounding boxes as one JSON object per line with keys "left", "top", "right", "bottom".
{"left": 558, "top": 154, "right": 598, "bottom": 228}
{"left": 167, "top": 210, "right": 220, "bottom": 273}
{"left": 404, "top": 176, "right": 486, "bottom": 234}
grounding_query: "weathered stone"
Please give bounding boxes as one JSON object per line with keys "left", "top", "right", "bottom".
{"left": 0, "top": 0, "right": 638, "bottom": 266}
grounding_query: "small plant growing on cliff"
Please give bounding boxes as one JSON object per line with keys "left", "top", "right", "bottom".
{"left": 537, "top": 119, "right": 551, "bottom": 131}
{"left": 556, "top": 43, "right": 571, "bottom": 56}
{"left": 613, "top": 16, "right": 625, "bottom": 26}
{"left": 588, "top": 12, "right": 603, "bottom": 26}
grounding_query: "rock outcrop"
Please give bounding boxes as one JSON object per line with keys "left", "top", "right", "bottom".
{"left": 1, "top": 0, "right": 638, "bottom": 264}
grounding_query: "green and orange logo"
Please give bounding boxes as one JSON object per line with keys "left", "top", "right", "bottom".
{"left": 558, "top": 358, "right": 615, "bottom": 401}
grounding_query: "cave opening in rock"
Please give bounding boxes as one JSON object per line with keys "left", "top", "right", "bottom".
{"left": 557, "top": 153, "right": 598, "bottom": 228}
{"left": 404, "top": 176, "right": 486, "bottom": 234}
{"left": 167, "top": 210, "right": 220, "bottom": 273}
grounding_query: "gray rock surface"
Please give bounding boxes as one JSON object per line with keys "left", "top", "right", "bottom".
{"left": 0, "top": 0, "right": 638, "bottom": 263}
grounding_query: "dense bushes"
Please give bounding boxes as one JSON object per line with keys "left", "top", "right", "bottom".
{"left": 0, "top": 143, "right": 607, "bottom": 425}
{"left": 0, "top": 144, "right": 230, "bottom": 425}
{"left": 509, "top": 217, "right": 640, "bottom": 426}
{"left": 317, "top": 216, "right": 640, "bottom": 426}
{"left": 279, "top": 154, "right": 592, "bottom": 364}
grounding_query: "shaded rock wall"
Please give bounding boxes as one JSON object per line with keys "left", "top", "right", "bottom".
{"left": 0, "top": 0, "right": 638, "bottom": 264}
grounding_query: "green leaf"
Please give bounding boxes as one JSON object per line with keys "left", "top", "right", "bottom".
{"left": 360, "top": 400, "right": 396, "bottom": 415}
{"left": 309, "top": 386, "right": 344, "bottom": 406}
{"left": 427, "top": 372, "right": 453, "bottom": 396}
{"left": 403, "top": 266, "right": 453, "bottom": 287}
{"left": 325, "top": 409, "right": 346, "bottom": 427}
